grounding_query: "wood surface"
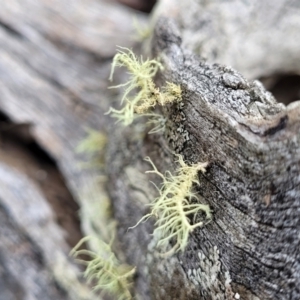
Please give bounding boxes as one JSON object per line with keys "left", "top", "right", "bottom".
{"left": 0, "top": 1, "right": 146, "bottom": 299}
{"left": 0, "top": 0, "right": 299, "bottom": 299}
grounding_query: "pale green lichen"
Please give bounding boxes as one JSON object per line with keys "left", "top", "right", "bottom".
{"left": 145, "top": 113, "right": 166, "bottom": 134}
{"left": 132, "top": 155, "right": 211, "bottom": 256}
{"left": 71, "top": 237, "right": 135, "bottom": 300}
{"left": 76, "top": 128, "right": 107, "bottom": 154}
{"left": 52, "top": 252, "right": 99, "bottom": 300}
{"left": 79, "top": 177, "right": 116, "bottom": 245}
{"left": 108, "top": 48, "right": 182, "bottom": 126}
{"left": 76, "top": 128, "right": 107, "bottom": 169}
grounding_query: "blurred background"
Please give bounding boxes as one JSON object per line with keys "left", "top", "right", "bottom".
{"left": 0, "top": 1, "right": 156, "bottom": 300}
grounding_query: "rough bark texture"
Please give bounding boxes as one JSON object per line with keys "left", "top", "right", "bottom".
{"left": 0, "top": 0, "right": 300, "bottom": 300}
{"left": 106, "top": 16, "right": 300, "bottom": 299}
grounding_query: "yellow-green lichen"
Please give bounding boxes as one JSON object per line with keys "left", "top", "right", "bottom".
{"left": 79, "top": 177, "right": 116, "bottom": 245}
{"left": 76, "top": 129, "right": 107, "bottom": 169}
{"left": 108, "top": 48, "right": 182, "bottom": 126}
{"left": 76, "top": 129, "right": 107, "bottom": 154}
{"left": 71, "top": 237, "right": 135, "bottom": 300}
{"left": 133, "top": 155, "right": 211, "bottom": 256}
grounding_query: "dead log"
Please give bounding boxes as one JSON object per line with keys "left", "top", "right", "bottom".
{"left": 106, "top": 13, "right": 300, "bottom": 300}
{"left": 0, "top": 0, "right": 300, "bottom": 300}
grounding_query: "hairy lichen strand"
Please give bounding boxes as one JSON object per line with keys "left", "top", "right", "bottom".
{"left": 108, "top": 48, "right": 182, "bottom": 126}
{"left": 71, "top": 237, "right": 135, "bottom": 300}
{"left": 132, "top": 155, "right": 211, "bottom": 256}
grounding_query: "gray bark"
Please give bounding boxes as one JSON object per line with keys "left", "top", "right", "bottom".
{"left": 0, "top": 0, "right": 299, "bottom": 300}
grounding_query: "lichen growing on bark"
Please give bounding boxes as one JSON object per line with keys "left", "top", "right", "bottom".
{"left": 108, "top": 48, "right": 182, "bottom": 126}
{"left": 71, "top": 237, "right": 135, "bottom": 300}
{"left": 132, "top": 154, "right": 211, "bottom": 256}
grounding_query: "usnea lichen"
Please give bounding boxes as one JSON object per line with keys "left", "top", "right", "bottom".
{"left": 133, "top": 154, "right": 211, "bottom": 256}
{"left": 108, "top": 49, "right": 210, "bottom": 255}
{"left": 108, "top": 48, "right": 182, "bottom": 126}
{"left": 71, "top": 237, "right": 135, "bottom": 300}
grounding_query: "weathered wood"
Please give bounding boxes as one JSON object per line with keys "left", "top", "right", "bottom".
{"left": 0, "top": 162, "right": 97, "bottom": 300}
{"left": 153, "top": 0, "right": 300, "bottom": 80}
{"left": 1, "top": 0, "right": 300, "bottom": 299}
{"left": 0, "top": 0, "right": 147, "bottom": 299}
{"left": 106, "top": 16, "right": 300, "bottom": 300}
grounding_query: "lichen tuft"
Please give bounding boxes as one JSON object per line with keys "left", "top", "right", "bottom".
{"left": 132, "top": 154, "right": 211, "bottom": 256}
{"left": 108, "top": 48, "right": 182, "bottom": 126}
{"left": 71, "top": 237, "right": 135, "bottom": 300}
